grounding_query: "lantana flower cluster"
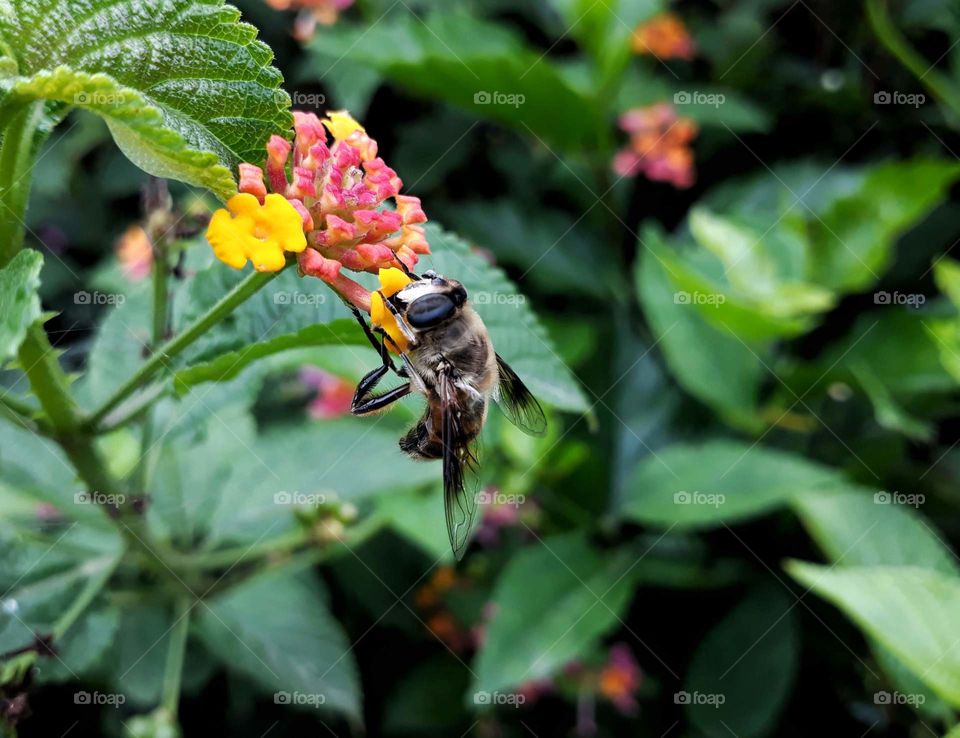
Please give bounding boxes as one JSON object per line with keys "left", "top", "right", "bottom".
{"left": 632, "top": 12, "right": 696, "bottom": 60}
{"left": 205, "top": 110, "right": 430, "bottom": 314}
{"left": 264, "top": 0, "right": 353, "bottom": 40}
{"left": 612, "top": 103, "right": 698, "bottom": 189}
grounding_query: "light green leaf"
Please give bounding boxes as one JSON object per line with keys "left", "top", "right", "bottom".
{"left": 620, "top": 439, "right": 841, "bottom": 529}
{"left": 0, "top": 0, "right": 291, "bottom": 199}
{"left": 0, "top": 249, "right": 42, "bottom": 365}
{"left": 809, "top": 160, "right": 960, "bottom": 291}
{"left": 684, "top": 585, "right": 798, "bottom": 737}
{"left": 790, "top": 485, "right": 958, "bottom": 574}
{"left": 787, "top": 562, "right": 960, "bottom": 708}
{"left": 472, "top": 532, "right": 640, "bottom": 696}
{"left": 194, "top": 569, "right": 360, "bottom": 719}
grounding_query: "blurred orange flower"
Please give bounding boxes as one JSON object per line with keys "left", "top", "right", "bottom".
{"left": 265, "top": 0, "right": 354, "bottom": 40}
{"left": 632, "top": 12, "right": 696, "bottom": 60}
{"left": 116, "top": 225, "right": 153, "bottom": 281}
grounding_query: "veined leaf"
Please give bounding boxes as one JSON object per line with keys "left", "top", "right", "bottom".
{"left": 194, "top": 568, "right": 361, "bottom": 719}
{"left": 0, "top": 249, "right": 42, "bottom": 365}
{"left": 787, "top": 562, "right": 960, "bottom": 708}
{"left": 620, "top": 439, "right": 842, "bottom": 529}
{"left": 0, "top": 0, "right": 292, "bottom": 199}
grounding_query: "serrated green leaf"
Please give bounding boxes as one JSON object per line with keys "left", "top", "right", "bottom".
{"left": 0, "top": 249, "right": 42, "bottom": 365}
{"left": 787, "top": 562, "right": 960, "bottom": 708}
{"left": 194, "top": 569, "right": 360, "bottom": 719}
{"left": 619, "top": 439, "right": 842, "bottom": 529}
{"left": 472, "top": 532, "right": 639, "bottom": 696}
{"left": 0, "top": 0, "right": 292, "bottom": 199}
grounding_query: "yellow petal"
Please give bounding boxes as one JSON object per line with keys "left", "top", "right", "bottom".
{"left": 369, "top": 290, "right": 409, "bottom": 353}
{"left": 378, "top": 267, "right": 413, "bottom": 297}
{"left": 323, "top": 110, "right": 365, "bottom": 141}
{"left": 226, "top": 192, "right": 262, "bottom": 216}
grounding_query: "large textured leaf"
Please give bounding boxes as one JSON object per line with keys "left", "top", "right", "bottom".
{"left": 194, "top": 569, "right": 360, "bottom": 719}
{"left": 787, "top": 562, "right": 960, "bottom": 708}
{"left": 472, "top": 532, "right": 640, "bottom": 695}
{"left": 620, "top": 439, "right": 842, "bottom": 529}
{"left": 0, "top": 249, "right": 42, "bottom": 365}
{"left": 307, "top": 11, "right": 602, "bottom": 152}
{"left": 0, "top": 0, "right": 291, "bottom": 199}
{"left": 683, "top": 585, "right": 798, "bottom": 737}
{"left": 422, "top": 223, "right": 588, "bottom": 413}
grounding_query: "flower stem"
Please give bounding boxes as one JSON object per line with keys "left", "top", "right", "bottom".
{"left": 85, "top": 267, "right": 283, "bottom": 430}
{"left": 866, "top": 0, "right": 960, "bottom": 120}
{"left": 160, "top": 596, "right": 192, "bottom": 720}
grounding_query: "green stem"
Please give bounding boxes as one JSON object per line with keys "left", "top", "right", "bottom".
{"left": 52, "top": 553, "right": 124, "bottom": 640}
{"left": 0, "top": 102, "right": 45, "bottom": 269}
{"left": 85, "top": 268, "right": 283, "bottom": 431}
{"left": 866, "top": 0, "right": 960, "bottom": 119}
{"left": 160, "top": 596, "right": 191, "bottom": 720}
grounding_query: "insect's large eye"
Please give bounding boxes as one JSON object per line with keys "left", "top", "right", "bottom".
{"left": 407, "top": 293, "right": 457, "bottom": 328}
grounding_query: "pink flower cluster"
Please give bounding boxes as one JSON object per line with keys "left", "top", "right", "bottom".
{"left": 238, "top": 111, "right": 430, "bottom": 288}
{"left": 612, "top": 103, "right": 698, "bottom": 189}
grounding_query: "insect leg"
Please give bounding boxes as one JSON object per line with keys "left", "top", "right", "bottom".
{"left": 392, "top": 256, "right": 419, "bottom": 280}
{"left": 348, "top": 305, "right": 399, "bottom": 373}
{"left": 351, "top": 378, "right": 411, "bottom": 415}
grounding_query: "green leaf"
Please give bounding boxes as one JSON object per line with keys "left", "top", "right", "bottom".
{"left": 683, "top": 585, "right": 799, "bottom": 737}
{"left": 174, "top": 320, "right": 364, "bottom": 391}
{"left": 0, "top": 0, "right": 292, "bottom": 199}
{"left": 37, "top": 607, "right": 119, "bottom": 684}
{"left": 809, "top": 159, "right": 960, "bottom": 291}
{"left": 787, "top": 562, "right": 960, "bottom": 708}
{"left": 306, "top": 11, "right": 603, "bottom": 152}
{"left": 0, "top": 249, "right": 42, "bottom": 365}
{"left": 384, "top": 656, "right": 470, "bottom": 734}
{"left": 636, "top": 225, "right": 765, "bottom": 427}
{"left": 791, "top": 486, "right": 958, "bottom": 574}
{"left": 472, "top": 532, "right": 640, "bottom": 696}
{"left": 421, "top": 223, "right": 588, "bottom": 413}
{"left": 620, "top": 439, "right": 841, "bottom": 529}
{"left": 194, "top": 568, "right": 360, "bottom": 719}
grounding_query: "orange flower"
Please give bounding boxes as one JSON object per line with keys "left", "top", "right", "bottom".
{"left": 632, "top": 12, "right": 696, "bottom": 60}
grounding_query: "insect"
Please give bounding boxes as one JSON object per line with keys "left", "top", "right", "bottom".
{"left": 348, "top": 268, "right": 546, "bottom": 559}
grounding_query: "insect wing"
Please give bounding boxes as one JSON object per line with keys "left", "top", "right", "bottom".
{"left": 438, "top": 371, "right": 481, "bottom": 560}
{"left": 494, "top": 354, "right": 547, "bottom": 436}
